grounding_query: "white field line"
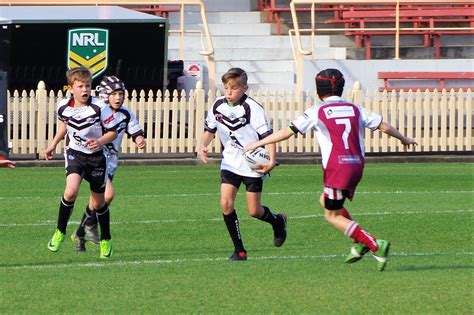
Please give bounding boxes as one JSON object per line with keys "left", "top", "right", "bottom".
{"left": 0, "top": 190, "right": 473, "bottom": 201}
{"left": 0, "top": 209, "right": 472, "bottom": 228}
{"left": 1, "top": 251, "right": 473, "bottom": 271}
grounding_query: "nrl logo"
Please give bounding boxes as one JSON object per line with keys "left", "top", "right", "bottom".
{"left": 67, "top": 28, "right": 108, "bottom": 78}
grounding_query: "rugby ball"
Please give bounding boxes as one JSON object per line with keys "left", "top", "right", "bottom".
{"left": 244, "top": 147, "right": 270, "bottom": 170}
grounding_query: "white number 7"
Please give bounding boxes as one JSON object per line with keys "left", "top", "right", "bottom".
{"left": 336, "top": 118, "right": 351, "bottom": 149}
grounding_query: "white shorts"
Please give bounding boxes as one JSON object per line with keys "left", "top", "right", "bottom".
{"left": 106, "top": 153, "right": 119, "bottom": 179}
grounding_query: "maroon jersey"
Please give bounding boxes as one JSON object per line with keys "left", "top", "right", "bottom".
{"left": 290, "top": 96, "right": 382, "bottom": 194}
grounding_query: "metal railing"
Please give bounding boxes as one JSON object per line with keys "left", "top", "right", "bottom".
{"left": 289, "top": 0, "right": 474, "bottom": 93}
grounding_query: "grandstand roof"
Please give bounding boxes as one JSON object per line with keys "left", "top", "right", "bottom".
{"left": 0, "top": 6, "right": 167, "bottom": 24}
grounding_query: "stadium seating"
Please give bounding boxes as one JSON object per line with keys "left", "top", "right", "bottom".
{"left": 332, "top": 6, "right": 474, "bottom": 59}
{"left": 378, "top": 71, "right": 474, "bottom": 92}
{"left": 259, "top": 1, "right": 473, "bottom": 58}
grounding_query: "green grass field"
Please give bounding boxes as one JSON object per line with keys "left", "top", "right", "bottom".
{"left": 0, "top": 163, "right": 472, "bottom": 313}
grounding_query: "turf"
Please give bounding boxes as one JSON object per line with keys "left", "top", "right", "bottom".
{"left": 0, "top": 163, "right": 472, "bottom": 313}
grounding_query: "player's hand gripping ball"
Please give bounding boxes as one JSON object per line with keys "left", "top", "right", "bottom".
{"left": 244, "top": 147, "right": 270, "bottom": 170}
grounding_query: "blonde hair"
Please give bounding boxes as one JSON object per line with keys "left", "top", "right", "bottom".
{"left": 221, "top": 67, "right": 248, "bottom": 86}
{"left": 66, "top": 67, "right": 92, "bottom": 85}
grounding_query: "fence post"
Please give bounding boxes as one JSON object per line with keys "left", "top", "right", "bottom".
{"left": 351, "top": 81, "right": 362, "bottom": 105}
{"left": 194, "top": 81, "right": 205, "bottom": 153}
{"left": 36, "top": 81, "right": 47, "bottom": 159}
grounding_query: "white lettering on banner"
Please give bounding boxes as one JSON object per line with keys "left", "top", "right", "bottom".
{"left": 72, "top": 33, "right": 105, "bottom": 47}
{"left": 324, "top": 106, "right": 355, "bottom": 119}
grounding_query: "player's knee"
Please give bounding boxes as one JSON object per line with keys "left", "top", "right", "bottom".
{"left": 105, "top": 197, "right": 113, "bottom": 205}
{"left": 220, "top": 199, "right": 234, "bottom": 212}
{"left": 105, "top": 193, "right": 114, "bottom": 205}
{"left": 63, "top": 189, "right": 78, "bottom": 202}
{"left": 247, "top": 207, "right": 260, "bottom": 218}
{"left": 324, "top": 210, "right": 338, "bottom": 224}
{"left": 319, "top": 194, "right": 325, "bottom": 208}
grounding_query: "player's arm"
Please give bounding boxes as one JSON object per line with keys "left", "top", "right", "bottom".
{"left": 198, "top": 131, "right": 215, "bottom": 164}
{"left": 86, "top": 130, "right": 118, "bottom": 151}
{"left": 254, "top": 142, "right": 277, "bottom": 174}
{"left": 134, "top": 135, "right": 146, "bottom": 149}
{"left": 0, "top": 159, "right": 16, "bottom": 169}
{"left": 44, "top": 121, "right": 67, "bottom": 160}
{"left": 128, "top": 111, "right": 146, "bottom": 149}
{"left": 244, "top": 128, "right": 294, "bottom": 152}
{"left": 378, "top": 121, "right": 417, "bottom": 147}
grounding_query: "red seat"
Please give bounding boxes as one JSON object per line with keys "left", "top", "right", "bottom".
{"left": 378, "top": 72, "right": 474, "bottom": 92}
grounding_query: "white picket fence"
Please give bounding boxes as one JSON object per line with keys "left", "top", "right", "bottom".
{"left": 7, "top": 81, "right": 473, "bottom": 157}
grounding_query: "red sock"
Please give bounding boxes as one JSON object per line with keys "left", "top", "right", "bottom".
{"left": 340, "top": 207, "right": 352, "bottom": 220}
{"left": 345, "top": 221, "right": 378, "bottom": 252}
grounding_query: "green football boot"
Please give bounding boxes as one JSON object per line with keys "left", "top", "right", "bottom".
{"left": 47, "top": 229, "right": 65, "bottom": 252}
{"left": 345, "top": 243, "right": 370, "bottom": 264}
{"left": 373, "top": 239, "right": 391, "bottom": 271}
{"left": 100, "top": 239, "right": 113, "bottom": 259}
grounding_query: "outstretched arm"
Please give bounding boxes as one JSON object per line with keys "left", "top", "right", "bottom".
{"left": 244, "top": 128, "right": 294, "bottom": 152}
{"left": 0, "top": 159, "right": 16, "bottom": 169}
{"left": 378, "top": 122, "right": 417, "bottom": 147}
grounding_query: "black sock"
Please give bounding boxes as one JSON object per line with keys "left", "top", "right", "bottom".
{"left": 86, "top": 206, "right": 98, "bottom": 226}
{"left": 76, "top": 206, "right": 95, "bottom": 237}
{"left": 57, "top": 197, "right": 74, "bottom": 234}
{"left": 96, "top": 205, "right": 111, "bottom": 240}
{"left": 258, "top": 205, "right": 279, "bottom": 228}
{"left": 223, "top": 210, "right": 245, "bottom": 252}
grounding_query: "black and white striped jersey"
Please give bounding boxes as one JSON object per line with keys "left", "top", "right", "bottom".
{"left": 105, "top": 106, "right": 144, "bottom": 155}
{"left": 57, "top": 96, "right": 118, "bottom": 154}
{"left": 205, "top": 94, "right": 272, "bottom": 177}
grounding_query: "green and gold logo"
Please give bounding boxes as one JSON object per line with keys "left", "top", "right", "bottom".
{"left": 67, "top": 28, "right": 108, "bottom": 78}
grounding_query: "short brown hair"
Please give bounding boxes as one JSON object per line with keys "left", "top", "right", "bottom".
{"left": 66, "top": 67, "right": 92, "bottom": 85}
{"left": 221, "top": 67, "right": 248, "bottom": 86}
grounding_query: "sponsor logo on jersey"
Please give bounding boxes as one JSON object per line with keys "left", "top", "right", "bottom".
{"left": 324, "top": 106, "right": 355, "bottom": 119}
{"left": 215, "top": 114, "right": 224, "bottom": 123}
{"left": 338, "top": 155, "right": 361, "bottom": 164}
{"left": 67, "top": 28, "right": 108, "bottom": 78}
{"left": 103, "top": 115, "right": 115, "bottom": 125}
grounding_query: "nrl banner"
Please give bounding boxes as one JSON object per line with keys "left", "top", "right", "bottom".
{"left": 67, "top": 28, "right": 109, "bottom": 78}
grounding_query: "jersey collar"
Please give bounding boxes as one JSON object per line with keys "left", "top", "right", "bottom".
{"left": 226, "top": 94, "right": 248, "bottom": 106}
{"left": 325, "top": 95, "right": 342, "bottom": 102}
{"left": 67, "top": 96, "right": 93, "bottom": 107}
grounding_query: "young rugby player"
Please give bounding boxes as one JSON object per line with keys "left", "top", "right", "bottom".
{"left": 198, "top": 67, "right": 287, "bottom": 261}
{"left": 244, "top": 68, "right": 417, "bottom": 270}
{"left": 45, "top": 67, "right": 118, "bottom": 258}
{"left": 71, "top": 76, "right": 146, "bottom": 251}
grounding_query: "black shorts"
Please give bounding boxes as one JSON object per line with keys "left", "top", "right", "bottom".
{"left": 64, "top": 148, "right": 107, "bottom": 193}
{"left": 220, "top": 170, "right": 263, "bottom": 193}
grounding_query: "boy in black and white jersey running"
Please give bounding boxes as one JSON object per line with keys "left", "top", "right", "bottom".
{"left": 71, "top": 76, "right": 146, "bottom": 251}
{"left": 198, "top": 68, "right": 287, "bottom": 261}
{"left": 45, "top": 67, "right": 118, "bottom": 258}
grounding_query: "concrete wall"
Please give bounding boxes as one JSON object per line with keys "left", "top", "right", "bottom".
{"left": 303, "top": 59, "right": 474, "bottom": 93}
